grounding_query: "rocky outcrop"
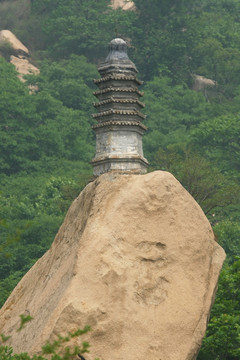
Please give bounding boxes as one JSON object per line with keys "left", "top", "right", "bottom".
{"left": 111, "top": 0, "right": 135, "bottom": 11}
{"left": 10, "top": 55, "right": 39, "bottom": 83}
{"left": 0, "top": 171, "right": 225, "bottom": 360}
{"left": 0, "top": 30, "right": 39, "bottom": 82}
{"left": 192, "top": 74, "right": 216, "bottom": 92}
{"left": 0, "top": 29, "right": 29, "bottom": 56}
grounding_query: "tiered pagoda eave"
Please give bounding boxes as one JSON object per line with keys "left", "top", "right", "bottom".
{"left": 91, "top": 38, "right": 149, "bottom": 176}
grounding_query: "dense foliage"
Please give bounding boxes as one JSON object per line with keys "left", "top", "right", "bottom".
{"left": 0, "top": 0, "right": 239, "bottom": 359}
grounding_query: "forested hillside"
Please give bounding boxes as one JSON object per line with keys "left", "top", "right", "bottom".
{"left": 0, "top": 0, "right": 239, "bottom": 358}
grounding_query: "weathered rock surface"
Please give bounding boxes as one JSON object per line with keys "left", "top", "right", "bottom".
{"left": 0, "top": 30, "right": 39, "bottom": 83}
{"left": 0, "top": 29, "right": 29, "bottom": 55}
{"left": 192, "top": 74, "right": 216, "bottom": 92}
{"left": 0, "top": 171, "right": 225, "bottom": 360}
{"left": 111, "top": 0, "right": 135, "bottom": 11}
{"left": 10, "top": 55, "right": 39, "bottom": 82}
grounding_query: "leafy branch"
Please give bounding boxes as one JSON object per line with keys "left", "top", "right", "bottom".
{"left": 0, "top": 315, "right": 99, "bottom": 360}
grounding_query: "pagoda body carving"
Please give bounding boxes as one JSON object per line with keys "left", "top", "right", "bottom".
{"left": 91, "top": 38, "right": 149, "bottom": 176}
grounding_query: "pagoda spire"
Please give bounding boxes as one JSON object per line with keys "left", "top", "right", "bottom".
{"left": 91, "top": 38, "right": 149, "bottom": 175}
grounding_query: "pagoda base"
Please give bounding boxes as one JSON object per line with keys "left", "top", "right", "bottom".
{"left": 91, "top": 155, "right": 148, "bottom": 176}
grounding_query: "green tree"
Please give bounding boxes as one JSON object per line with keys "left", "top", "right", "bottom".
{"left": 31, "top": 0, "right": 119, "bottom": 61}
{"left": 198, "top": 259, "right": 240, "bottom": 360}
{"left": 142, "top": 74, "right": 210, "bottom": 162}
{"left": 152, "top": 146, "right": 240, "bottom": 216}
{"left": 0, "top": 317, "right": 95, "bottom": 360}
{"left": 0, "top": 56, "right": 95, "bottom": 175}
{"left": 131, "top": 0, "right": 200, "bottom": 81}
{"left": 214, "top": 221, "right": 240, "bottom": 262}
{"left": 191, "top": 114, "right": 240, "bottom": 174}
{"left": 0, "top": 58, "right": 38, "bottom": 174}
{"left": 29, "top": 55, "right": 98, "bottom": 112}
{"left": 193, "top": 38, "right": 240, "bottom": 98}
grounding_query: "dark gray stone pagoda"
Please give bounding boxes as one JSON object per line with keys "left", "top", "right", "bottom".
{"left": 91, "top": 38, "right": 148, "bottom": 175}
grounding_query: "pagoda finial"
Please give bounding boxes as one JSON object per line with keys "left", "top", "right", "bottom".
{"left": 105, "top": 38, "right": 129, "bottom": 61}
{"left": 98, "top": 38, "right": 137, "bottom": 76}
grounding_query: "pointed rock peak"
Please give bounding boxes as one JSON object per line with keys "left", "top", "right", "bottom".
{"left": 0, "top": 171, "right": 226, "bottom": 359}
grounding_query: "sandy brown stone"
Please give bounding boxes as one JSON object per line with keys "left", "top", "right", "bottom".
{"left": 0, "top": 171, "right": 225, "bottom": 360}
{"left": 0, "top": 30, "right": 39, "bottom": 87}
{"left": 192, "top": 74, "right": 216, "bottom": 92}
{"left": 0, "top": 30, "right": 29, "bottom": 55}
{"left": 10, "top": 55, "right": 39, "bottom": 82}
{"left": 111, "top": 0, "right": 135, "bottom": 11}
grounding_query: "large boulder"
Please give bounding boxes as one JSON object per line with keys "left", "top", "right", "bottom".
{"left": 0, "top": 30, "right": 39, "bottom": 84}
{"left": 192, "top": 74, "right": 216, "bottom": 92}
{"left": 0, "top": 171, "right": 225, "bottom": 360}
{"left": 10, "top": 55, "right": 39, "bottom": 83}
{"left": 0, "top": 29, "right": 29, "bottom": 56}
{"left": 111, "top": 0, "right": 135, "bottom": 11}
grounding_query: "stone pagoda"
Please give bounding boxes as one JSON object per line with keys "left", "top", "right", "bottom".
{"left": 91, "top": 38, "right": 149, "bottom": 176}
